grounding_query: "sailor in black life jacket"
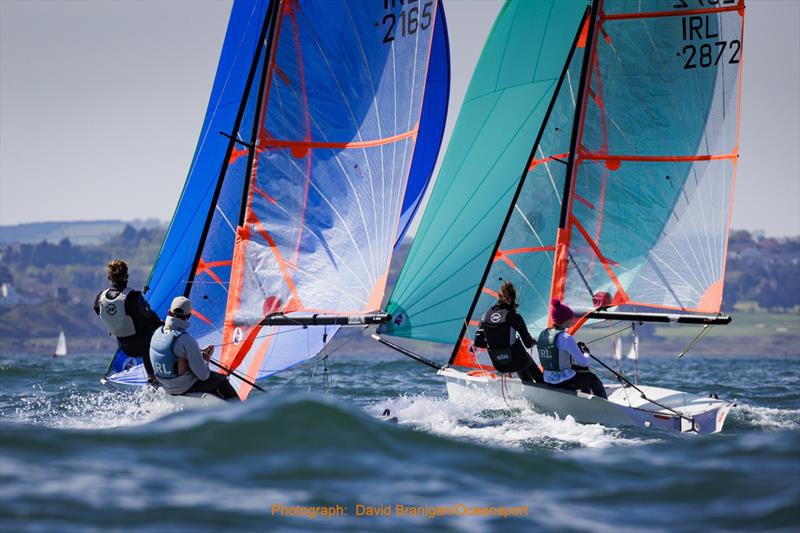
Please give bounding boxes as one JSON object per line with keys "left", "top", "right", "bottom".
{"left": 473, "top": 281, "right": 544, "bottom": 383}
{"left": 537, "top": 298, "right": 607, "bottom": 398}
{"left": 94, "top": 259, "right": 163, "bottom": 384}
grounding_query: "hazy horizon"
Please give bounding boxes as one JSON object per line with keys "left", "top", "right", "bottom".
{"left": 1, "top": 0, "right": 798, "bottom": 237}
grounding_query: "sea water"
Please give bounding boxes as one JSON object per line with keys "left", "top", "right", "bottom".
{"left": 1, "top": 352, "right": 798, "bottom": 532}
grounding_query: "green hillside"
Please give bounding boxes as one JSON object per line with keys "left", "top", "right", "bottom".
{"left": 0, "top": 225, "right": 797, "bottom": 356}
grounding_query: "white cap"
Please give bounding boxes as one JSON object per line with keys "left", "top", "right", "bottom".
{"left": 169, "top": 296, "right": 192, "bottom": 318}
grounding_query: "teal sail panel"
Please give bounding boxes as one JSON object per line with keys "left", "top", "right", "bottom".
{"left": 458, "top": 21, "right": 588, "bottom": 367}
{"left": 383, "top": 0, "right": 588, "bottom": 345}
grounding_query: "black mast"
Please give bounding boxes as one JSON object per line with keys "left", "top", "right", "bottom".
{"left": 558, "top": 0, "right": 600, "bottom": 230}
{"left": 183, "top": 0, "right": 281, "bottom": 297}
{"left": 448, "top": 6, "right": 593, "bottom": 365}
{"left": 239, "top": 0, "right": 283, "bottom": 226}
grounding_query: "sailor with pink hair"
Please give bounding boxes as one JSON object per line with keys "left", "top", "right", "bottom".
{"left": 536, "top": 299, "right": 607, "bottom": 398}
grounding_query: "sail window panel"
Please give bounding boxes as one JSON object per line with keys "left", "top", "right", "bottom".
{"left": 246, "top": 140, "right": 418, "bottom": 315}
{"left": 561, "top": 215, "right": 627, "bottom": 313}
{"left": 582, "top": 8, "right": 742, "bottom": 158}
{"left": 564, "top": 158, "right": 734, "bottom": 314}
{"left": 622, "top": 158, "right": 734, "bottom": 312}
{"left": 225, "top": 324, "right": 328, "bottom": 398}
{"left": 567, "top": 158, "right": 696, "bottom": 308}
{"left": 252, "top": 327, "right": 326, "bottom": 380}
{"left": 471, "top": 151, "right": 573, "bottom": 335}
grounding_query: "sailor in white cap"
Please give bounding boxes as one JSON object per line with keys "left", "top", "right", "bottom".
{"left": 149, "top": 296, "right": 238, "bottom": 400}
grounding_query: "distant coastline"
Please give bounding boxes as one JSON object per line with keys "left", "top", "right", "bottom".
{"left": 0, "top": 221, "right": 797, "bottom": 358}
{"left": 0, "top": 219, "right": 164, "bottom": 246}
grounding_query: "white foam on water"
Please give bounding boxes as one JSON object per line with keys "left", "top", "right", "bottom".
{"left": 732, "top": 403, "right": 800, "bottom": 430}
{"left": 13, "top": 385, "right": 193, "bottom": 430}
{"left": 371, "top": 390, "right": 651, "bottom": 451}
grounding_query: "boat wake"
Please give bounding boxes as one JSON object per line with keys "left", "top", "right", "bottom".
{"left": 13, "top": 385, "right": 200, "bottom": 430}
{"left": 371, "top": 390, "right": 655, "bottom": 451}
{"left": 730, "top": 403, "right": 800, "bottom": 431}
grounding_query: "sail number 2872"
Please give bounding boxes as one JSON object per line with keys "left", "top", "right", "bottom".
{"left": 681, "top": 40, "right": 740, "bottom": 69}
{"left": 379, "top": 0, "right": 434, "bottom": 44}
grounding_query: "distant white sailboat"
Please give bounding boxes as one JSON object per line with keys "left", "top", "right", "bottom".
{"left": 53, "top": 330, "right": 67, "bottom": 357}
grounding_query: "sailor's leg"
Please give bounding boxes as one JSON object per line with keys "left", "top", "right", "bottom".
{"left": 588, "top": 373, "right": 608, "bottom": 399}
{"left": 189, "top": 372, "right": 240, "bottom": 401}
{"left": 570, "top": 371, "right": 608, "bottom": 399}
{"left": 516, "top": 368, "right": 535, "bottom": 382}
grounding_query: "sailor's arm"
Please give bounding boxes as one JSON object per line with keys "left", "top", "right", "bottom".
{"left": 175, "top": 334, "right": 210, "bottom": 381}
{"left": 93, "top": 291, "right": 102, "bottom": 315}
{"left": 556, "top": 332, "right": 590, "bottom": 366}
{"left": 127, "top": 291, "right": 164, "bottom": 329}
{"left": 511, "top": 313, "right": 536, "bottom": 348}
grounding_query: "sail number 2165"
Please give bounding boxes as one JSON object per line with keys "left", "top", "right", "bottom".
{"left": 379, "top": 0, "right": 434, "bottom": 44}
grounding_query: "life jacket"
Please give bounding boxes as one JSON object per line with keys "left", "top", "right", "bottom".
{"left": 98, "top": 288, "right": 136, "bottom": 338}
{"left": 478, "top": 305, "right": 530, "bottom": 373}
{"left": 149, "top": 327, "right": 185, "bottom": 380}
{"left": 537, "top": 327, "right": 576, "bottom": 384}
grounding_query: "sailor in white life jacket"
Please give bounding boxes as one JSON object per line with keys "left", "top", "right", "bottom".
{"left": 149, "top": 296, "right": 238, "bottom": 400}
{"left": 473, "top": 281, "right": 544, "bottom": 383}
{"left": 94, "top": 259, "right": 162, "bottom": 383}
{"left": 537, "top": 299, "right": 607, "bottom": 398}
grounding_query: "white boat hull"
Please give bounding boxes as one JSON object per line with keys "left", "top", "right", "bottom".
{"left": 161, "top": 391, "right": 228, "bottom": 409}
{"left": 438, "top": 367, "right": 733, "bottom": 435}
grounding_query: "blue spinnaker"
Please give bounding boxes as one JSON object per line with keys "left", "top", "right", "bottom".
{"left": 105, "top": 1, "right": 450, "bottom": 386}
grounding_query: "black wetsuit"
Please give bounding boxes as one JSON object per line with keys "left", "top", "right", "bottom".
{"left": 475, "top": 303, "right": 544, "bottom": 383}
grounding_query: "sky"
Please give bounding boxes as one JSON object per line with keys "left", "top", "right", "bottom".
{"left": 1, "top": 0, "right": 798, "bottom": 237}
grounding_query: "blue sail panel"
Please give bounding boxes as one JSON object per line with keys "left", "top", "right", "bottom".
{"left": 396, "top": 1, "right": 450, "bottom": 243}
